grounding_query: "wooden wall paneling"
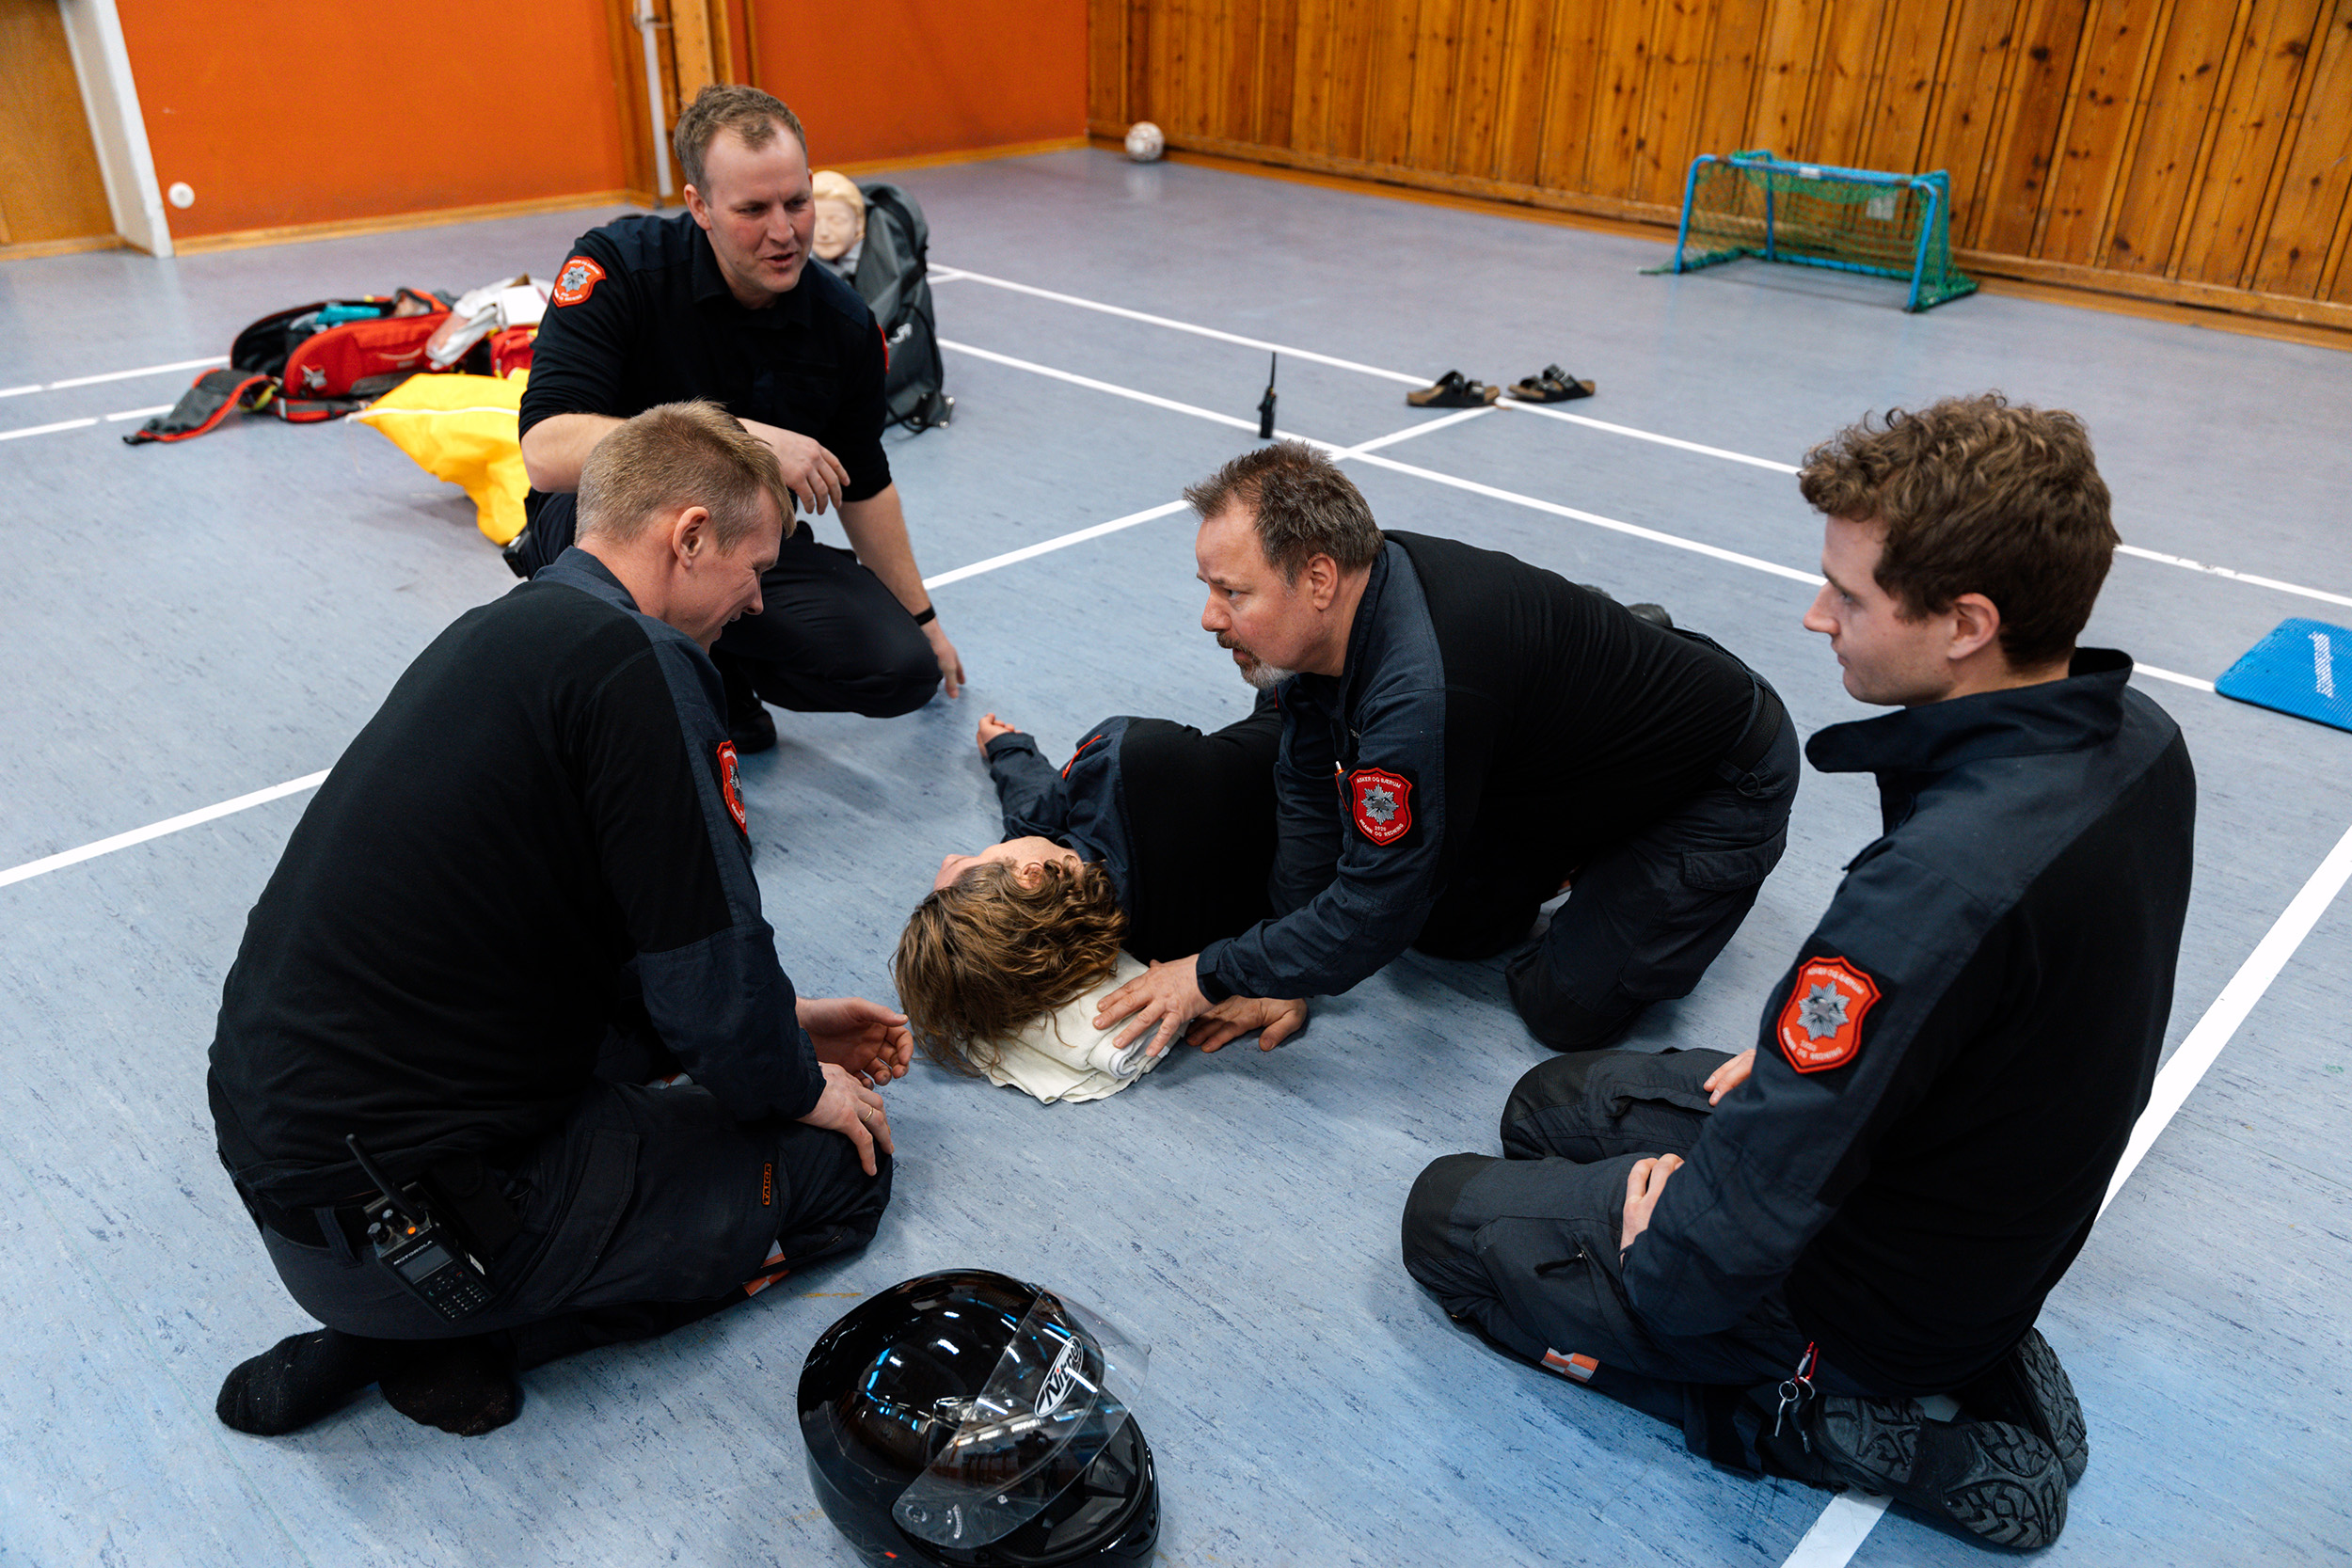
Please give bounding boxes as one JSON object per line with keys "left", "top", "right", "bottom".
{"left": 606, "top": 0, "right": 658, "bottom": 198}
{"left": 1972, "top": 0, "right": 2093, "bottom": 256}
{"left": 1089, "top": 0, "right": 1126, "bottom": 125}
{"left": 1363, "top": 0, "right": 1426, "bottom": 167}
{"left": 1863, "top": 0, "right": 1956, "bottom": 175}
{"left": 1534, "top": 0, "right": 1609, "bottom": 190}
{"left": 1125, "top": 0, "right": 1154, "bottom": 130}
{"left": 1491, "top": 0, "right": 1561, "bottom": 185}
{"left": 1449, "top": 0, "right": 1514, "bottom": 181}
{"left": 2233, "top": 0, "right": 2340, "bottom": 291}
{"left": 1750, "top": 0, "right": 1830, "bottom": 161}
{"left": 1689, "top": 0, "right": 1771, "bottom": 167}
{"left": 2032, "top": 0, "right": 2165, "bottom": 262}
{"left": 1636, "top": 0, "right": 1723, "bottom": 204}
{"left": 1586, "top": 0, "right": 1661, "bottom": 198}
{"left": 1262, "top": 0, "right": 1303, "bottom": 147}
{"left": 1915, "top": 0, "right": 2025, "bottom": 243}
{"left": 2250, "top": 0, "right": 2352, "bottom": 295}
{"left": 1290, "top": 0, "right": 1340, "bottom": 153}
{"left": 0, "top": 0, "right": 115, "bottom": 245}
{"left": 2174, "top": 0, "right": 2325, "bottom": 286}
{"left": 1404, "top": 0, "right": 1468, "bottom": 170}
{"left": 1326, "top": 0, "right": 1379, "bottom": 161}
{"left": 671, "top": 0, "right": 719, "bottom": 105}
{"left": 1222, "top": 0, "right": 1266, "bottom": 144}
{"left": 1804, "top": 0, "right": 1893, "bottom": 167}
{"left": 2102, "top": 0, "right": 2230, "bottom": 272}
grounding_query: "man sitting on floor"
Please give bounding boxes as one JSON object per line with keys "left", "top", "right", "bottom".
{"left": 1402, "top": 394, "right": 2196, "bottom": 1549}
{"left": 208, "top": 402, "right": 908, "bottom": 1437}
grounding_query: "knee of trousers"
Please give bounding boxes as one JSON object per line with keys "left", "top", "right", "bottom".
{"left": 1507, "top": 951, "right": 1642, "bottom": 1053}
{"left": 777, "top": 1148, "right": 896, "bottom": 1266}
{"left": 1500, "top": 1051, "right": 1622, "bottom": 1154}
{"left": 1401, "top": 1153, "right": 1498, "bottom": 1302}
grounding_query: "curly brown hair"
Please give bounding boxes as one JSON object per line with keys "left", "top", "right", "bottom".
{"left": 1798, "top": 393, "right": 2117, "bottom": 669}
{"left": 892, "top": 860, "right": 1128, "bottom": 1076}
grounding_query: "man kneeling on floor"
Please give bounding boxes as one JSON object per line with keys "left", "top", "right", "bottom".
{"left": 1403, "top": 394, "right": 2196, "bottom": 1549}
{"left": 208, "top": 401, "right": 908, "bottom": 1437}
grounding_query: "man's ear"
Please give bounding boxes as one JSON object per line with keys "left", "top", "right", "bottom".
{"left": 681, "top": 182, "right": 711, "bottom": 230}
{"left": 670, "top": 505, "right": 716, "bottom": 563}
{"left": 1306, "top": 554, "right": 1342, "bottom": 610}
{"left": 1947, "top": 593, "right": 2003, "bottom": 664}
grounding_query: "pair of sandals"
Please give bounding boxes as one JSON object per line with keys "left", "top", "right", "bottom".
{"left": 1406, "top": 365, "right": 1597, "bottom": 408}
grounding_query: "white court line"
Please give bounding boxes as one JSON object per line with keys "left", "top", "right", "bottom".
{"left": 0, "top": 404, "right": 1488, "bottom": 891}
{"left": 104, "top": 404, "right": 174, "bottom": 422}
{"left": 1788, "top": 812, "right": 2352, "bottom": 1566}
{"left": 938, "top": 263, "right": 2352, "bottom": 612}
{"left": 0, "top": 417, "right": 99, "bottom": 442}
{"left": 944, "top": 335, "right": 2229, "bottom": 698}
{"left": 1781, "top": 1496, "right": 1893, "bottom": 1566}
{"left": 0, "top": 384, "right": 40, "bottom": 399}
{"left": 0, "top": 772, "right": 330, "bottom": 891}
{"left": 38, "top": 355, "right": 225, "bottom": 392}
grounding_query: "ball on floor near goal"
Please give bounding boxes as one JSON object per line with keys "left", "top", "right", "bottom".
{"left": 1125, "top": 121, "right": 1166, "bottom": 162}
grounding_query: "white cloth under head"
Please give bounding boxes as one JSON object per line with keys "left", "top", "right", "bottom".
{"left": 980, "top": 952, "right": 1162, "bottom": 1104}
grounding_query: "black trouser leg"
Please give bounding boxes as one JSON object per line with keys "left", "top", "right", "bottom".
{"left": 716, "top": 524, "right": 938, "bottom": 717}
{"left": 1506, "top": 712, "right": 1798, "bottom": 1051}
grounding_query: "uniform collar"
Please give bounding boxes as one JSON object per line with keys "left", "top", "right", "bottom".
{"left": 1332, "top": 542, "right": 1396, "bottom": 692}
{"left": 1805, "top": 648, "right": 2135, "bottom": 778}
{"left": 535, "top": 546, "right": 642, "bottom": 613}
{"left": 689, "top": 221, "right": 813, "bottom": 327}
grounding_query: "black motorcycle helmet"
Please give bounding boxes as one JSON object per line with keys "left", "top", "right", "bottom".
{"left": 799, "top": 1270, "right": 1160, "bottom": 1566}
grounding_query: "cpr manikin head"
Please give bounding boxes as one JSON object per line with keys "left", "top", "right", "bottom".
{"left": 895, "top": 845, "right": 1125, "bottom": 1077}
{"left": 810, "top": 170, "right": 866, "bottom": 263}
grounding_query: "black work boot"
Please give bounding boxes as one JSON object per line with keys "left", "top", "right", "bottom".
{"left": 1809, "top": 1396, "right": 2069, "bottom": 1549}
{"left": 1958, "top": 1327, "right": 2089, "bottom": 1486}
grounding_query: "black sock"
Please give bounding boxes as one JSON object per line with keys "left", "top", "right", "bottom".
{"left": 215, "top": 1328, "right": 396, "bottom": 1436}
{"left": 378, "top": 1335, "right": 522, "bottom": 1436}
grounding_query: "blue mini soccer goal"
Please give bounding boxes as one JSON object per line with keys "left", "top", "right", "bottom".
{"left": 1651, "top": 149, "right": 1979, "bottom": 312}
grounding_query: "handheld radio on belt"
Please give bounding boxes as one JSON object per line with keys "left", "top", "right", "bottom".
{"left": 343, "top": 1133, "right": 497, "bottom": 1322}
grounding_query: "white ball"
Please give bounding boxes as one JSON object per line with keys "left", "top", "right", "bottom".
{"left": 167, "top": 181, "right": 196, "bottom": 210}
{"left": 1124, "top": 122, "right": 1166, "bottom": 163}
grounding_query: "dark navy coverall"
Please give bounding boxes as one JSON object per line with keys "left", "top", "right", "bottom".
{"left": 1199, "top": 531, "right": 1800, "bottom": 1049}
{"left": 208, "top": 549, "right": 890, "bottom": 1366}
{"left": 982, "top": 695, "right": 1283, "bottom": 961}
{"left": 516, "top": 211, "right": 936, "bottom": 718}
{"left": 1404, "top": 652, "right": 2195, "bottom": 1465}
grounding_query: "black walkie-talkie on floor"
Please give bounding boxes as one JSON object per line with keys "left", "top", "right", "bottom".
{"left": 344, "top": 1133, "right": 496, "bottom": 1322}
{"left": 1258, "top": 352, "right": 1278, "bottom": 440}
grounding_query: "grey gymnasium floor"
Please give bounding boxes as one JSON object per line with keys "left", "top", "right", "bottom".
{"left": 2, "top": 148, "right": 2349, "bottom": 1568}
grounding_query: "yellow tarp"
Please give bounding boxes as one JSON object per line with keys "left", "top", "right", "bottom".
{"left": 352, "top": 370, "right": 532, "bottom": 545}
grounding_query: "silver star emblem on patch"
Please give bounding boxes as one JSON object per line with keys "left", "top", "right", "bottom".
{"left": 1361, "top": 785, "right": 1397, "bottom": 824}
{"left": 1796, "top": 983, "right": 1850, "bottom": 1040}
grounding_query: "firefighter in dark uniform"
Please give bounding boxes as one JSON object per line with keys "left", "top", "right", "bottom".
{"left": 1097, "top": 441, "right": 1800, "bottom": 1059}
{"left": 208, "top": 404, "right": 907, "bottom": 1439}
{"left": 1403, "top": 396, "right": 2193, "bottom": 1550}
{"left": 514, "top": 84, "right": 962, "bottom": 752}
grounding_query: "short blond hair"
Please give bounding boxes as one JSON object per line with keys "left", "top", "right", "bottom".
{"left": 577, "top": 401, "right": 792, "bottom": 549}
{"left": 811, "top": 169, "right": 864, "bottom": 216}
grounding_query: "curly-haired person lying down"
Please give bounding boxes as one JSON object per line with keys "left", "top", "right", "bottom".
{"left": 894, "top": 696, "right": 1306, "bottom": 1102}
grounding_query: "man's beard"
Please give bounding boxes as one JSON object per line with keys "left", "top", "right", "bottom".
{"left": 1220, "top": 636, "right": 1296, "bottom": 691}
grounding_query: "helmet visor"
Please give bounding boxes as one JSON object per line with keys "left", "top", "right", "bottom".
{"left": 891, "top": 1288, "right": 1151, "bottom": 1549}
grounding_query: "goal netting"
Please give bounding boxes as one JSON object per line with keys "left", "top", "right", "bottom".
{"left": 1650, "top": 150, "right": 1978, "bottom": 312}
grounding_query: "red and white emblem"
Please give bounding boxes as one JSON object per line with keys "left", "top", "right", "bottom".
{"left": 551, "top": 256, "right": 606, "bottom": 306}
{"left": 1347, "top": 767, "right": 1413, "bottom": 845}
{"left": 1775, "top": 956, "right": 1881, "bottom": 1073}
{"left": 716, "top": 740, "right": 747, "bottom": 833}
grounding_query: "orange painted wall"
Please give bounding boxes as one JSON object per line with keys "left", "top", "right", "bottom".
{"left": 749, "top": 0, "right": 1088, "bottom": 166}
{"left": 117, "top": 0, "right": 630, "bottom": 238}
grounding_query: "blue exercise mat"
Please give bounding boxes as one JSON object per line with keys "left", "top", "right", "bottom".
{"left": 2213, "top": 617, "right": 2352, "bottom": 733}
